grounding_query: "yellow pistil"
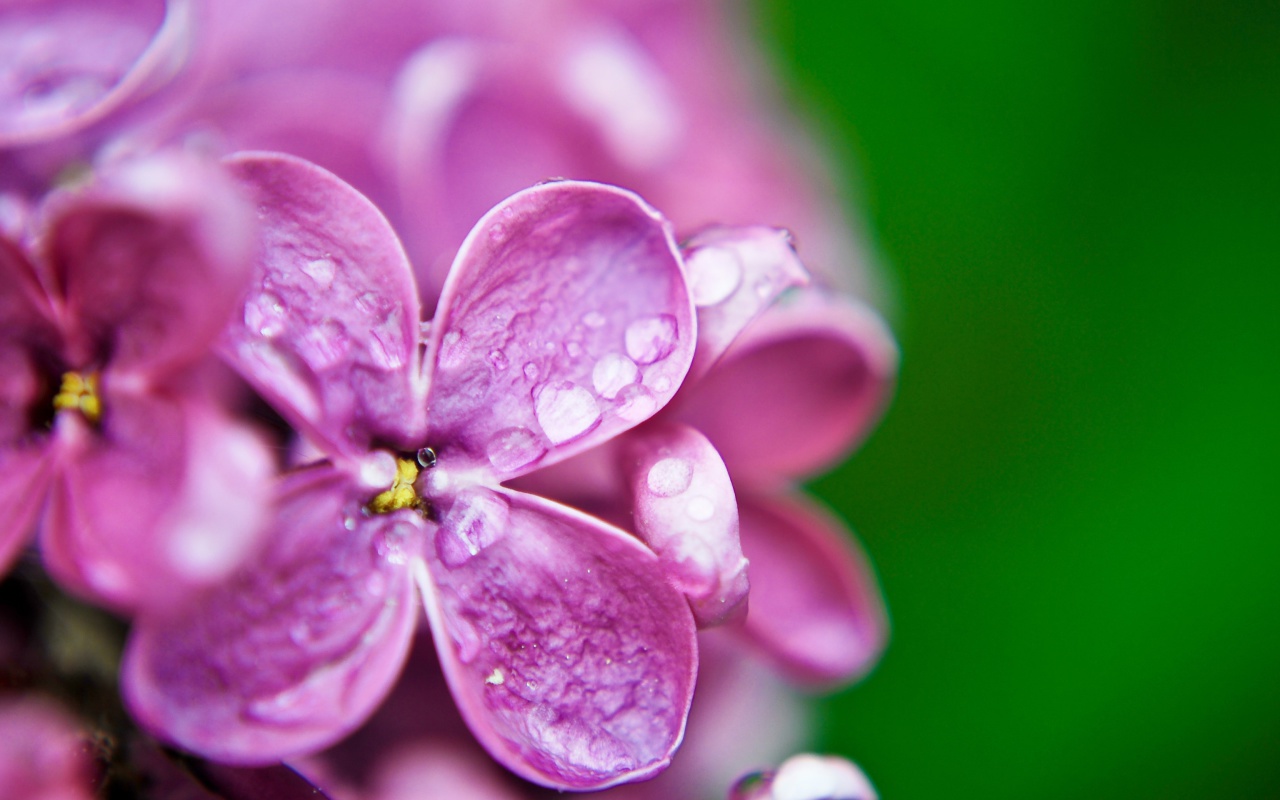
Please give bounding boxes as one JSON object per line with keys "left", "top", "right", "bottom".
{"left": 51, "top": 371, "right": 102, "bottom": 424}
{"left": 367, "top": 456, "right": 423, "bottom": 515}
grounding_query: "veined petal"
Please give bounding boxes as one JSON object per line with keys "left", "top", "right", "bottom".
{"left": 675, "top": 292, "right": 898, "bottom": 485}
{"left": 736, "top": 493, "right": 887, "bottom": 687}
{"left": 220, "top": 152, "right": 427, "bottom": 457}
{"left": 682, "top": 226, "right": 809, "bottom": 380}
{"left": 39, "top": 392, "right": 272, "bottom": 615}
{"left": 418, "top": 489, "right": 697, "bottom": 791}
{"left": 426, "top": 181, "right": 694, "bottom": 481}
{"left": 122, "top": 466, "right": 421, "bottom": 763}
{"left": 621, "top": 422, "right": 748, "bottom": 628}
{"left": 0, "top": 0, "right": 190, "bottom": 146}
{"left": 40, "top": 152, "right": 257, "bottom": 375}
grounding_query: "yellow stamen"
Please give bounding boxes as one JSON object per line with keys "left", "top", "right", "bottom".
{"left": 367, "top": 456, "right": 423, "bottom": 515}
{"left": 52, "top": 371, "right": 102, "bottom": 424}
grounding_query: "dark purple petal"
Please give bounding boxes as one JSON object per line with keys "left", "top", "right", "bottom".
{"left": 122, "top": 467, "right": 421, "bottom": 763}
{"left": 426, "top": 181, "right": 694, "bottom": 481}
{"left": 220, "top": 152, "right": 427, "bottom": 457}
{"left": 0, "top": 440, "right": 53, "bottom": 578}
{"left": 620, "top": 422, "right": 747, "bottom": 628}
{"left": 735, "top": 494, "right": 887, "bottom": 687}
{"left": 674, "top": 293, "right": 897, "bottom": 486}
{"left": 419, "top": 489, "right": 697, "bottom": 790}
{"left": 41, "top": 152, "right": 257, "bottom": 375}
{"left": 40, "top": 392, "right": 272, "bottom": 615}
{"left": 0, "top": 0, "right": 187, "bottom": 146}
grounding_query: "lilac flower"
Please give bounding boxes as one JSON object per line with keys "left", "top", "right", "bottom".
{"left": 0, "top": 152, "right": 272, "bottom": 615}
{"left": 122, "top": 153, "right": 701, "bottom": 790}
{"left": 0, "top": 695, "right": 96, "bottom": 800}
{"left": 730, "top": 754, "right": 878, "bottom": 800}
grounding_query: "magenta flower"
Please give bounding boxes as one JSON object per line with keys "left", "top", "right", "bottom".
{"left": 0, "top": 152, "right": 272, "bottom": 615}
{"left": 0, "top": 695, "right": 96, "bottom": 800}
{"left": 122, "top": 153, "right": 701, "bottom": 790}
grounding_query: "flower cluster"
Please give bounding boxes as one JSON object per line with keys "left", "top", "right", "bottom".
{"left": 1, "top": 1, "right": 896, "bottom": 797}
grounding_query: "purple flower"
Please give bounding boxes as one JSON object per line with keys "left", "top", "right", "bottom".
{"left": 122, "top": 153, "right": 701, "bottom": 790}
{"left": 0, "top": 152, "right": 272, "bottom": 615}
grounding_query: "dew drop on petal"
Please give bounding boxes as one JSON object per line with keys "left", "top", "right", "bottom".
{"left": 625, "top": 314, "right": 678, "bottom": 364}
{"left": 301, "top": 256, "right": 336, "bottom": 287}
{"left": 450, "top": 615, "right": 482, "bottom": 664}
{"left": 487, "top": 349, "right": 510, "bottom": 370}
{"left": 244, "top": 291, "right": 286, "bottom": 338}
{"left": 686, "top": 496, "right": 715, "bottom": 521}
{"left": 486, "top": 426, "right": 547, "bottom": 473}
{"left": 437, "top": 488, "right": 510, "bottom": 568}
{"left": 522, "top": 362, "right": 540, "bottom": 382}
{"left": 374, "top": 522, "right": 413, "bottom": 565}
{"left": 564, "top": 341, "right": 583, "bottom": 359}
{"left": 614, "top": 383, "right": 657, "bottom": 422}
{"left": 534, "top": 381, "right": 601, "bottom": 444}
{"left": 686, "top": 246, "right": 742, "bottom": 306}
{"left": 647, "top": 457, "right": 693, "bottom": 497}
{"left": 592, "top": 352, "right": 639, "bottom": 399}
{"left": 582, "top": 310, "right": 607, "bottom": 328}
{"left": 438, "top": 330, "right": 467, "bottom": 368}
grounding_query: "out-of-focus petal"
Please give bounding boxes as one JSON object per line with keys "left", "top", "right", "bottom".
{"left": 735, "top": 494, "right": 887, "bottom": 687}
{"left": 674, "top": 294, "right": 897, "bottom": 486}
{"left": 682, "top": 226, "right": 809, "bottom": 379}
{"left": 620, "top": 422, "right": 747, "bottom": 627}
{"left": 220, "top": 152, "right": 427, "bottom": 457}
{"left": 0, "top": 0, "right": 190, "bottom": 147}
{"left": 122, "top": 467, "right": 421, "bottom": 763}
{"left": 730, "top": 753, "right": 878, "bottom": 800}
{"left": 0, "top": 695, "right": 95, "bottom": 800}
{"left": 371, "top": 743, "right": 527, "bottom": 800}
{"left": 426, "top": 181, "right": 693, "bottom": 481}
{"left": 419, "top": 489, "right": 697, "bottom": 790}
{"left": 0, "top": 442, "right": 52, "bottom": 576}
{"left": 40, "top": 393, "right": 272, "bottom": 615}
{"left": 0, "top": 237, "right": 57, "bottom": 341}
{"left": 41, "top": 152, "right": 256, "bottom": 374}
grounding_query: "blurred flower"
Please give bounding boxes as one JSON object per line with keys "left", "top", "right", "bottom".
{"left": 122, "top": 154, "right": 701, "bottom": 790}
{"left": 0, "top": 152, "right": 271, "bottom": 616}
{"left": 0, "top": 695, "right": 95, "bottom": 800}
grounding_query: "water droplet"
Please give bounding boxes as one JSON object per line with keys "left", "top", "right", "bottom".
{"left": 488, "top": 224, "right": 505, "bottom": 241}
{"left": 614, "top": 384, "right": 657, "bottom": 422}
{"left": 501, "top": 206, "right": 515, "bottom": 219}
{"left": 416, "top": 447, "right": 438, "bottom": 469}
{"left": 582, "top": 310, "right": 607, "bottom": 328}
{"left": 450, "top": 615, "right": 482, "bottom": 663}
{"left": 686, "top": 496, "right": 715, "bottom": 521}
{"left": 625, "top": 315, "right": 678, "bottom": 364}
{"left": 437, "top": 488, "right": 509, "bottom": 568}
{"left": 342, "top": 513, "right": 358, "bottom": 531}
{"left": 564, "top": 341, "right": 583, "bottom": 358}
{"left": 647, "top": 458, "right": 694, "bottom": 497}
{"left": 301, "top": 256, "right": 336, "bottom": 287}
{"left": 534, "top": 382, "right": 601, "bottom": 444}
{"left": 522, "top": 362, "right": 540, "bottom": 381}
{"left": 686, "top": 246, "right": 742, "bottom": 306}
{"left": 374, "top": 523, "right": 412, "bottom": 565}
{"left": 297, "top": 318, "right": 350, "bottom": 370}
{"left": 486, "top": 427, "right": 547, "bottom": 473}
{"left": 438, "top": 330, "right": 467, "bottom": 368}
{"left": 244, "top": 291, "right": 286, "bottom": 338}
{"left": 649, "top": 374, "right": 672, "bottom": 393}
{"left": 592, "top": 353, "right": 639, "bottom": 399}
{"left": 487, "top": 348, "right": 510, "bottom": 370}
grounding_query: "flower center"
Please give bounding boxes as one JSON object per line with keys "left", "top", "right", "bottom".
{"left": 366, "top": 447, "right": 436, "bottom": 516}
{"left": 51, "top": 370, "right": 102, "bottom": 424}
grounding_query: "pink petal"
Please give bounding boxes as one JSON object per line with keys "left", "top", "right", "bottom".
{"left": 621, "top": 422, "right": 748, "bottom": 627}
{"left": 425, "top": 181, "right": 694, "bottom": 480}
{"left": 674, "top": 293, "right": 898, "bottom": 485}
{"left": 735, "top": 493, "right": 887, "bottom": 687}
{"left": 40, "top": 152, "right": 257, "bottom": 375}
{"left": 370, "top": 743, "right": 528, "bottom": 800}
{"left": 0, "top": 696, "right": 95, "bottom": 800}
{"left": 220, "top": 152, "right": 427, "bottom": 457}
{"left": 40, "top": 392, "right": 272, "bottom": 615}
{"left": 419, "top": 489, "right": 697, "bottom": 790}
{"left": 682, "top": 226, "right": 809, "bottom": 379}
{"left": 0, "top": 0, "right": 188, "bottom": 146}
{"left": 122, "top": 467, "right": 421, "bottom": 763}
{"left": 0, "top": 236, "right": 57, "bottom": 343}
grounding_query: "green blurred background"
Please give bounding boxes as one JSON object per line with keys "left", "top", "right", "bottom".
{"left": 749, "top": 0, "right": 1280, "bottom": 797}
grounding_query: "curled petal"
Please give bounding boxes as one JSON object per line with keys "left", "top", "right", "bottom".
{"left": 220, "top": 152, "right": 427, "bottom": 456}
{"left": 40, "top": 393, "right": 273, "bottom": 615}
{"left": 675, "top": 293, "right": 898, "bottom": 485}
{"left": 418, "top": 489, "right": 697, "bottom": 790}
{"left": 621, "top": 422, "right": 747, "bottom": 627}
{"left": 0, "top": 0, "right": 190, "bottom": 147}
{"left": 41, "top": 152, "right": 257, "bottom": 375}
{"left": 122, "top": 467, "right": 421, "bottom": 763}
{"left": 681, "top": 226, "right": 810, "bottom": 379}
{"left": 736, "top": 494, "right": 887, "bottom": 687}
{"left": 426, "top": 181, "right": 694, "bottom": 480}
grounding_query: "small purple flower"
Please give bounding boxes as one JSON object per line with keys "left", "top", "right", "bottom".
{"left": 122, "top": 153, "right": 701, "bottom": 790}
{"left": 0, "top": 152, "right": 272, "bottom": 615}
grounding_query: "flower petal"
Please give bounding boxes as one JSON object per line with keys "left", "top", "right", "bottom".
{"left": 621, "top": 422, "right": 748, "bottom": 627}
{"left": 736, "top": 493, "right": 887, "bottom": 687}
{"left": 122, "top": 466, "right": 421, "bottom": 763}
{"left": 418, "top": 489, "right": 697, "bottom": 790}
{"left": 682, "top": 226, "right": 809, "bottom": 379}
{"left": 41, "top": 152, "right": 257, "bottom": 375}
{"left": 0, "top": 0, "right": 189, "bottom": 146}
{"left": 674, "top": 293, "right": 897, "bottom": 485}
{"left": 426, "top": 181, "right": 694, "bottom": 481}
{"left": 39, "top": 392, "right": 272, "bottom": 615}
{"left": 0, "top": 440, "right": 53, "bottom": 578}
{"left": 220, "top": 152, "right": 427, "bottom": 457}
